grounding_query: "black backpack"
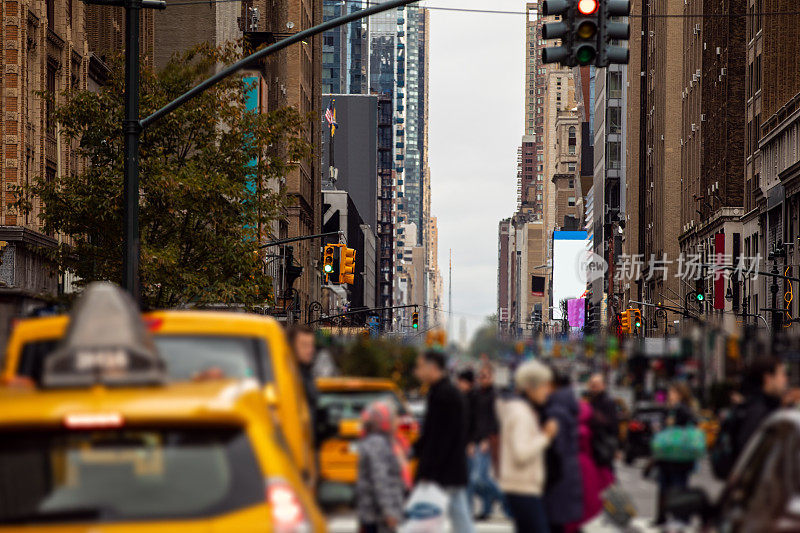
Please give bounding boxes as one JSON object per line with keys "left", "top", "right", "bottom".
{"left": 710, "top": 404, "right": 746, "bottom": 480}
{"left": 591, "top": 427, "right": 618, "bottom": 467}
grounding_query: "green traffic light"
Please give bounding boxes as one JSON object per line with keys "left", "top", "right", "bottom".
{"left": 575, "top": 45, "right": 596, "bottom": 66}
{"left": 323, "top": 264, "right": 333, "bottom": 273}
{"left": 696, "top": 293, "right": 705, "bottom": 302}
{"left": 413, "top": 323, "right": 419, "bottom": 329}
{"left": 635, "top": 320, "right": 641, "bottom": 328}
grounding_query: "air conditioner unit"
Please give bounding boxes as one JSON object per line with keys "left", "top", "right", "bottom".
{"left": 716, "top": 46, "right": 722, "bottom": 55}
{"left": 721, "top": 67, "right": 727, "bottom": 75}
{"left": 661, "top": 134, "right": 665, "bottom": 140}
{"left": 701, "top": 114, "right": 706, "bottom": 121}
{"left": 696, "top": 68, "right": 701, "bottom": 77}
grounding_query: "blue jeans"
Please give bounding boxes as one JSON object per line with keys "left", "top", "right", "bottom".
{"left": 468, "top": 449, "right": 509, "bottom": 516}
{"left": 446, "top": 487, "right": 476, "bottom": 533}
{"left": 505, "top": 493, "right": 550, "bottom": 533}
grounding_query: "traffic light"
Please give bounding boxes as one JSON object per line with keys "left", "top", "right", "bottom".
{"left": 541, "top": 0, "right": 580, "bottom": 65}
{"left": 619, "top": 310, "right": 631, "bottom": 333}
{"left": 412, "top": 311, "right": 419, "bottom": 329}
{"left": 573, "top": 0, "right": 599, "bottom": 66}
{"left": 322, "top": 244, "right": 340, "bottom": 283}
{"left": 542, "top": 0, "right": 629, "bottom": 67}
{"left": 632, "top": 308, "right": 642, "bottom": 334}
{"left": 340, "top": 247, "right": 356, "bottom": 285}
{"left": 598, "top": 0, "right": 631, "bottom": 66}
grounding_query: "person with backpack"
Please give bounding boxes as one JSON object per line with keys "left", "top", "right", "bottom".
{"left": 652, "top": 382, "right": 700, "bottom": 525}
{"left": 711, "top": 355, "right": 787, "bottom": 480}
{"left": 543, "top": 371, "right": 583, "bottom": 533}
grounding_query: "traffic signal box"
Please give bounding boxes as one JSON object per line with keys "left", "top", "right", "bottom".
{"left": 542, "top": 0, "right": 630, "bottom": 67}
{"left": 631, "top": 308, "right": 642, "bottom": 334}
{"left": 322, "top": 244, "right": 341, "bottom": 284}
{"left": 322, "top": 244, "right": 356, "bottom": 285}
{"left": 619, "top": 309, "right": 631, "bottom": 334}
{"left": 412, "top": 311, "right": 419, "bottom": 329}
{"left": 340, "top": 247, "right": 356, "bottom": 285}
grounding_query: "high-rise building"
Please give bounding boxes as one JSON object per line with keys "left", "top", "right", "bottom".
{"left": 638, "top": 0, "right": 683, "bottom": 326}
{"left": 321, "top": 0, "right": 369, "bottom": 94}
{"left": 677, "top": 0, "right": 746, "bottom": 332}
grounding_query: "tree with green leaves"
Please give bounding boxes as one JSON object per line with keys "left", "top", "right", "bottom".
{"left": 16, "top": 43, "right": 310, "bottom": 309}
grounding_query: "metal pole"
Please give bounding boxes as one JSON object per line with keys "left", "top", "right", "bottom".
{"left": 122, "top": 0, "right": 141, "bottom": 298}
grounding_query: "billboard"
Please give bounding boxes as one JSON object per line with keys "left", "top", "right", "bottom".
{"left": 553, "top": 230, "right": 589, "bottom": 320}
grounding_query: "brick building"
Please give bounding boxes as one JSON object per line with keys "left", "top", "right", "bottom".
{"left": 0, "top": 0, "right": 108, "bottom": 341}
{"left": 638, "top": 0, "right": 683, "bottom": 327}
{"left": 677, "top": 0, "right": 746, "bottom": 331}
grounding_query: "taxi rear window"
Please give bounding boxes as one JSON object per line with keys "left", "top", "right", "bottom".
{"left": 17, "top": 335, "right": 274, "bottom": 386}
{"left": 0, "top": 427, "right": 264, "bottom": 524}
{"left": 319, "top": 389, "right": 405, "bottom": 424}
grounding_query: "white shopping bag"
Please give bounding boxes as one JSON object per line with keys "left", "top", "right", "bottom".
{"left": 399, "top": 482, "right": 450, "bottom": 533}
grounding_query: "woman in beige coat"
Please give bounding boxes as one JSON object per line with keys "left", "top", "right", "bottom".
{"left": 497, "top": 360, "right": 558, "bottom": 532}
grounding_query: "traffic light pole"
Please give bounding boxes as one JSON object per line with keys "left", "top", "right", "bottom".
{"left": 305, "top": 304, "right": 419, "bottom": 326}
{"left": 93, "top": 0, "right": 418, "bottom": 301}
{"left": 259, "top": 231, "right": 343, "bottom": 248}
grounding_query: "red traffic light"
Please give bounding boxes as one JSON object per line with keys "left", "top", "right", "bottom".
{"left": 577, "top": 0, "right": 598, "bottom": 15}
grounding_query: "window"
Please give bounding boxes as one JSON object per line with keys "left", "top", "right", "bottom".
{"left": 608, "top": 71, "right": 623, "bottom": 98}
{"left": 47, "top": 0, "right": 55, "bottom": 30}
{"left": 568, "top": 179, "right": 575, "bottom": 188}
{"left": 568, "top": 126, "right": 576, "bottom": 154}
{"left": 46, "top": 63, "right": 56, "bottom": 136}
{"left": 568, "top": 163, "right": 576, "bottom": 172}
{"left": 568, "top": 197, "right": 576, "bottom": 206}
{"left": 608, "top": 107, "right": 622, "bottom": 134}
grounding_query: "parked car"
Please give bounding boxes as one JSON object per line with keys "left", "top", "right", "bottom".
{"left": 665, "top": 410, "right": 800, "bottom": 531}
{"left": 624, "top": 402, "right": 668, "bottom": 464}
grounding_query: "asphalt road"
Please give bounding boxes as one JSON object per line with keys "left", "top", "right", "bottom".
{"left": 326, "top": 459, "right": 724, "bottom": 532}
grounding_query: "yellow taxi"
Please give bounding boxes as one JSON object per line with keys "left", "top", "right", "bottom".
{"left": 315, "top": 377, "right": 418, "bottom": 506}
{"left": 2, "top": 310, "right": 316, "bottom": 486}
{"left": 0, "top": 282, "right": 325, "bottom": 532}
{"left": 0, "top": 380, "right": 325, "bottom": 532}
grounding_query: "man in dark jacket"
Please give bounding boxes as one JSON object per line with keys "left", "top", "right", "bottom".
{"left": 734, "top": 355, "right": 787, "bottom": 454}
{"left": 414, "top": 350, "right": 474, "bottom": 533}
{"left": 544, "top": 372, "right": 584, "bottom": 533}
{"left": 289, "top": 325, "right": 320, "bottom": 445}
{"left": 469, "top": 365, "right": 508, "bottom": 520}
{"left": 588, "top": 373, "right": 619, "bottom": 468}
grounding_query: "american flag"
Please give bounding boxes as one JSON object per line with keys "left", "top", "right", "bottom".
{"left": 325, "top": 100, "right": 337, "bottom": 128}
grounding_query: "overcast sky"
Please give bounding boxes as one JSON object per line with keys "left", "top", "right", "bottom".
{"left": 425, "top": 1, "right": 525, "bottom": 342}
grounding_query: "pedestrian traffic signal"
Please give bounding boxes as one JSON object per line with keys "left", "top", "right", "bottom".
{"left": 619, "top": 310, "right": 631, "bottom": 333}
{"left": 340, "top": 247, "right": 356, "bottom": 285}
{"left": 322, "top": 244, "right": 341, "bottom": 283}
{"left": 412, "top": 312, "right": 419, "bottom": 329}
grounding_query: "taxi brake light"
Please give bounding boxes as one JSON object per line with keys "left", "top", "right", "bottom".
{"left": 143, "top": 317, "right": 164, "bottom": 332}
{"left": 267, "top": 478, "right": 308, "bottom": 531}
{"left": 64, "top": 413, "right": 124, "bottom": 429}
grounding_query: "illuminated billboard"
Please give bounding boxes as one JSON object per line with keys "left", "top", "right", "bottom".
{"left": 552, "top": 230, "right": 589, "bottom": 320}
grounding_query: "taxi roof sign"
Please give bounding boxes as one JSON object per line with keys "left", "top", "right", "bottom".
{"left": 43, "top": 282, "right": 166, "bottom": 388}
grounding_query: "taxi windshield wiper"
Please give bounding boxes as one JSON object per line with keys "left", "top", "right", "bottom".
{"left": 4, "top": 506, "right": 105, "bottom": 524}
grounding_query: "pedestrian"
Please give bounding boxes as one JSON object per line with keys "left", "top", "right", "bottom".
{"left": 735, "top": 355, "right": 787, "bottom": 454}
{"left": 413, "top": 350, "right": 475, "bottom": 533}
{"left": 470, "top": 365, "right": 509, "bottom": 521}
{"left": 543, "top": 371, "right": 583, "bottom": 533}
{"left": 288, "top": 325, "right": 320, "bottom": 445}
{"left": 566, "top": 398, "right": 614, "bottom": 533}
{"left": 356, "top": 402, "right": 405, "bottom": 533}
{"left": 587, "top": 373, "right": 619, "bottom": 469}
{"left": 497, "top": 360, "right": 558, "bottom": 533}
{"left": 653, "top": 382, "right": 697, "bottom": 525}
